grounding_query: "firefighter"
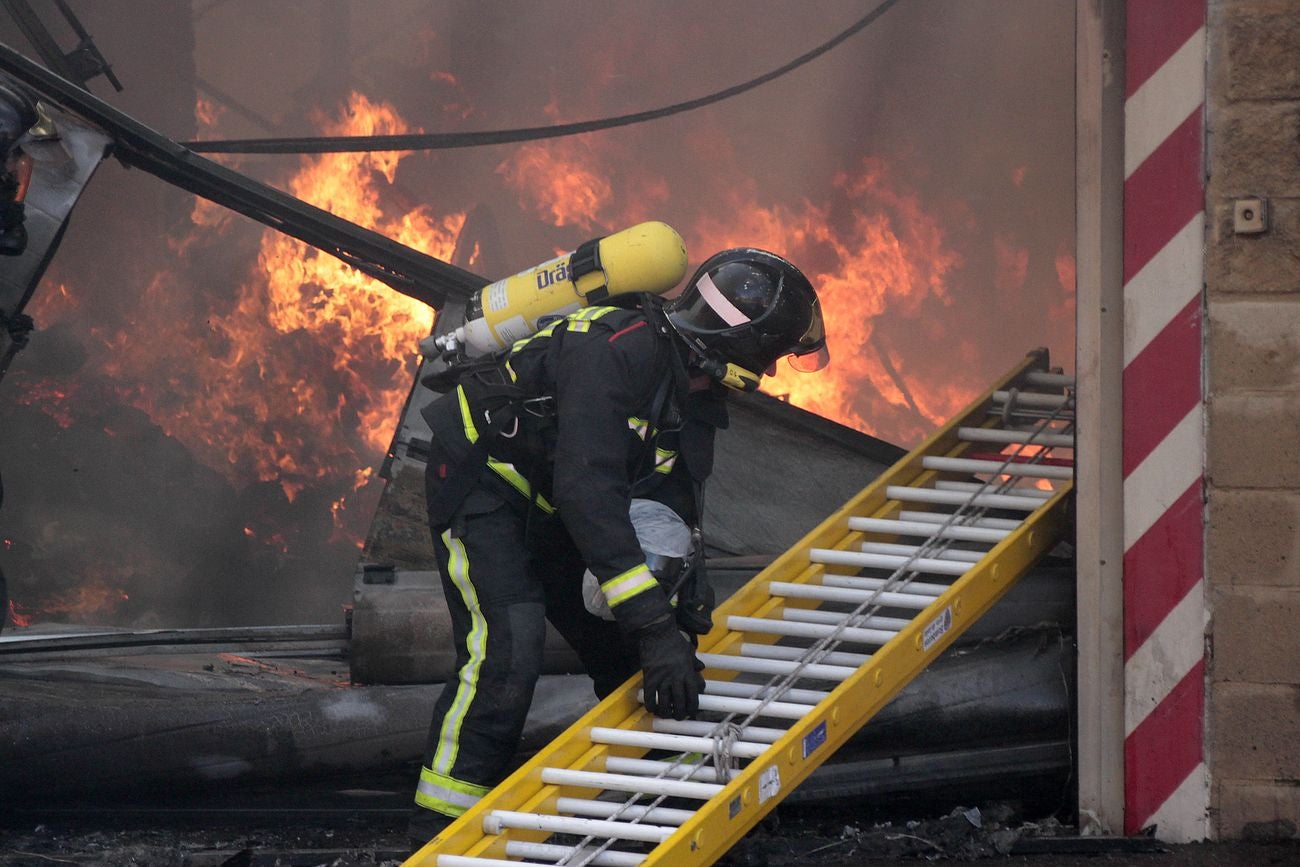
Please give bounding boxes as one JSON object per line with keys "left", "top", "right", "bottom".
{"left": 0, "top": 80, "right": 36, "bottom": 257}
{"left": 409, "top": 247, "right": 828, "bottom": 848}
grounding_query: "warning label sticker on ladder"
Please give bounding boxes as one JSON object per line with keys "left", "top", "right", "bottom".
{"left": 758, "top": 766, "right": 782, "bottom": 804}
{"left": 922, "top": 605, "right": 953, "bottom": 651}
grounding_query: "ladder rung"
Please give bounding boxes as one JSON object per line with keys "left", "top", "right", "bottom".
{"left": 858, "top": 541, "right": 984, "bottom": 562}
{"left": 899, "top": 510, "right": 1022, "bottom": 531}
{"left": 704, "top": 678, "right": 829, "bottom": 706}
{"left": 847, "top": 515, "right": 1009, "bottom": 543}
{"left": 605, "top": 756, "right": 737, "bottom": 782}
{"left": 652, "top": 718, "right": 789, "bottom": 744}
{"left": 541, "top": 767, "right": 722, "bottom": 799}
{"left": 822, "top": 573, "right": 953, "bottom": 594}
{"left": 556, "top": 797, "right": 695, "bottom": 826}
{"left": 810, "top": 546, "right": 971, "bottom": 576}
{"left": 507, "top": 839, "right": 648, "bottom": 867}
{"left": 1024, "top": 370, "right": 1075, "bottom": 388}
{"left": 956, "top": 427, "right": 1074, "bottom": 448}
{"left": 483, "top": 808, "right": 675, "bottom": 843}
{"left": 728, "top": 614, "right": 898, "bottom": 647}
{"left": 690, "top": 692, "right": 817, "bottom": 720}
{"left": 823, "top": 574, "right": 952, "bottom": 597}
{"left": 922, "top": 455, "right": 1074, "bottom": 480}
{"left": 438, "top": 855, "right": 542, "bottom": 867}
{"left": 886, "top": 484, "right": 1046, "bottom": 511}
{"left": 698, "top": 650, "right": 858, "bottom": 681}
{"left": 740, "top": 642, "right": 871, "bottom": 668}
{"left": 770, "top": 580, "right": 936, "bottom": 611}
{"left": 781, "top": 608, "right": 912, "bottom": 631}
{"left": 591, "top": 726, "right": 767, "bottom": 760}
{"left": 935, "top": 480, "right": 1053, "bottom": 499}
{"left": 992, "top": 389, "right": 1073, "bottom": 409}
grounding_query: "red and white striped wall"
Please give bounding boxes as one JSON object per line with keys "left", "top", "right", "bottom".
{"left": 1121, "top": 0, "right": 1208, "bottom": 841}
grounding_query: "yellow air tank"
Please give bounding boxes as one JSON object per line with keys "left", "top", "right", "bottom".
{"left": 434, "top": 221, "right": 688, "bottom": 357}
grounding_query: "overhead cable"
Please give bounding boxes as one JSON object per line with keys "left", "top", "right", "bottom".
{"left": 182, "top": 0, "right": 901, "bottom": 155}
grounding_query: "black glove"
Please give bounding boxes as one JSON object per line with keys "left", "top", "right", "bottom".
{"left": 635, "top": 615, "right": 705, "bottom": 720}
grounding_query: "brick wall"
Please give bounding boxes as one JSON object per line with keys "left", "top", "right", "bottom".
{"left": 1204, "top": 0, "right": 1300, "bottom": 840}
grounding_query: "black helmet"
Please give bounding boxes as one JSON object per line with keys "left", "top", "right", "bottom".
{"left": 665, "top": 248, "right": 828, "bottom": 386}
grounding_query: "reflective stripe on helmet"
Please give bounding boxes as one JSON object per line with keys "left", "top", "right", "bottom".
{"left": 600, "top": 563, "right": 659, "bottom": 608}
{"left": 696, "top": 271, "right": 751, "bottom": 326}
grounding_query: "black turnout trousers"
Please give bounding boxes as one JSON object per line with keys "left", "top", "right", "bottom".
{"left": 413, "top": 438, "right": 640, "bottom": 819}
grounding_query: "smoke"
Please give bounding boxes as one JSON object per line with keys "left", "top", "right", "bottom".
{"left": 0, "top": 0, "right": 1074, "bottom": 628}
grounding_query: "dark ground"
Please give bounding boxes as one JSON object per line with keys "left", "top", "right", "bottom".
{"left": 1, "top": 771, "right": 1296, "bottom": 867}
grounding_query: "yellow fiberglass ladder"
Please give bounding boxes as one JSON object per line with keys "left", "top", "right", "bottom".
{"left": 411, "top": 348, "right": 1075, "bottom": 867}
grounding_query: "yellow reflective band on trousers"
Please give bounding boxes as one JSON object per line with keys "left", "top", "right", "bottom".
{"left": 600, "top": 563, "right": 659, "bottom": 608}
{"left": 431, "top": 532, "right": 485, "bottom": 779}
{"left": 415, "top": 765, "right": 491, "bottom": 817}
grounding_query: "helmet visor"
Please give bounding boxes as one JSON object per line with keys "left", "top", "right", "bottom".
{"left": 788, "top": 295, "right": 828, "bottom": 372}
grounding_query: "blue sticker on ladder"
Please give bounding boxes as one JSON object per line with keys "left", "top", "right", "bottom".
{"left": 802, "top": 721, "right": 827, "bottom": 758}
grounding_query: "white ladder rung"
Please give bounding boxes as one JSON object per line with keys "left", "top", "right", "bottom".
{"left": 886, "top": 484, "right": 1045, "bottom": 511}
{"left": 605, "top": 756, "right": 737, "bottom": 782}
{"left": 859, "top": 541, "right": 984, "bottom": 562}
{"left": 591, "top": 726, "right": 767, "bottom": 759}
{"left": 483, "top": 808, "right": 675, "bottom": 842}
{"left": 652, "top": 718, "right": 789, "bottom": 744}
{"left": 935, "top": 480, "right": 1053, "bottom": 499}
{"left": 728, "top": 614, "right": 898, "bottom": 646}
{"left": 809, "top": 547, "right": 970, "bottom": 576}
{"left": 507, "top": 839, "right": 647, "bottom": 867}
{"left": 771, "top": 580, "right": 936, "bottom": 611}
{"left": 644, "top": 690, "right": 814, "bottom": 720}
{"left": 556, "top": 797, "right": 696, "bottom": 826}
{"left": 956, "top": 427, "right": 1074, "bottom": 448}
{"left": 922, "top": 455, "right": 1073, "bottom": 480}
{"left": 740, "top": 641, "right": 871, "bottom": 668}
{"left": 781, "top": 607, "right": 912, "bottom": 631}
{"left": 704, "top": 678, "right": 830, "bottom": 706}
{"left": 821, "top": 573, "right": 954, "bottom": 596}
{"left": 899, "top": 510, "right": 1023, "bottom": 531}
{"left": 698, "top": 649, "right": 858, "bottom": 681}
{"left": 1024, "top": 371, "right": 1075, "bottom": 388}
{"left": 992, "top": 389, "right": 1073, "bottom": 409}
{"left": 847, "top": 516, "right": 1009, "bottom": 543}
{"left": 438, "top": 854, "right": 546, "bottom": 867}
{"left": 540, "top": 767, "right": 723, "bottom": 799}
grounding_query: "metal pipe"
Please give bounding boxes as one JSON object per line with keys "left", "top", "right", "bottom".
{"left": 555, "top": 797, "right": 696, "bottom": 826}
{"left": 697, "top": 650, "right": 858, "bottom": 681}
{"left": 590, "top": 726, "right": 767, "bottom": 759}
{"left": 727, "top": 615, "right": 898, "bottom": 647}
{"left": 886, "top": 485, "right": 1045, "bottom": 511}
{"left": 956, "top": 427, "right": 1075, "bottom": 448}
{"left": 847, "top": 516, "right": 1009, "bottom": 543}
{"left": 507, "top": 839, "right": 647, "bottom": 867}
{"left": 809, "top": 547, "right": 971, "bottom": 576}
{"left": 540, "top": 767, "right": 722, "bottom": 799}
{"left": 922, "top": 455, "right": 1074, "bottom": 480}
{"left": 482, "top": 808, "right": 675, "bottom": 842}
{"left": 769, "top": 581, "right": 936, "bottom": 611}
